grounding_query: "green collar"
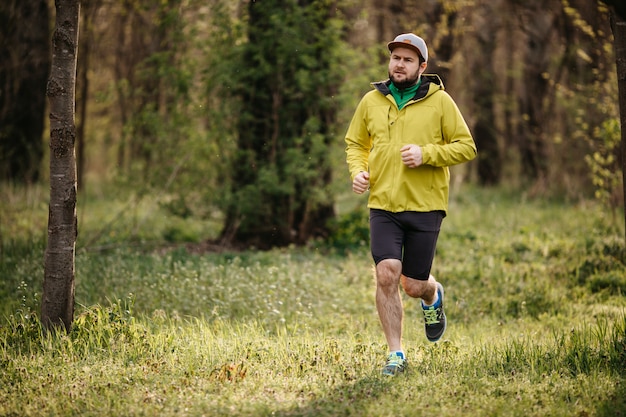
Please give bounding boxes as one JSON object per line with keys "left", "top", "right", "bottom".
{"left": 389, "top": 78, "right": 422, "bottom": 110}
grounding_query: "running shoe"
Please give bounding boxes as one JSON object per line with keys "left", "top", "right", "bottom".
{"left": 422, "top": 282, "right": 446, "bottom": 342}
{"left": 381, "top": 352, "right": 407, "bottom": 376}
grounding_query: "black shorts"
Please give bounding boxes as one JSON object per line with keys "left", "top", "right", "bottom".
{"left": 370, "top": 209, "right": 445, "bottom": 280}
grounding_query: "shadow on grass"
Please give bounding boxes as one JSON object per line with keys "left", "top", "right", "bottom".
{"left": 595, "top": 373, "right": 626, "bottom": 416}
{"left": 595, "top": 380, "right": 626, "bottom": 416}
{"left": 272, "top": 374, "right": 393, "bottom": 417}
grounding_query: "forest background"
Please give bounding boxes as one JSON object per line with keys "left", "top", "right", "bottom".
{"left": 1, "top": 0, "right": 624, "bottom": 250}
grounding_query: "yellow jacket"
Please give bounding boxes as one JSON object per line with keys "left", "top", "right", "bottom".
{"left": 345, "top": 75, "right": 477, "bottom": 214}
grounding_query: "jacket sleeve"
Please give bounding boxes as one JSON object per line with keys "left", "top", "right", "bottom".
{"left": 345, "top": 97, "right": 372, "bottom": 181}
{"left": 421, "top": 92, "right": 477, "bottom": 167}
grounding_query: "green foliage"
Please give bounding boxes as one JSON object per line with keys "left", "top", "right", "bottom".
{"left": 576, "top": 236, "right": 626, "bottom": 294}
{"left": 0, "top": 238, "right": 44, "bottom": 319}
{"left": 219, "top": 0, "right": 347, "bottom": 246}
{"left": 584, "top": 117, "right": 623, "bottom": 215}
{"left": 586, "top": 270, "right": 626, "bottom": 295}
{"left": 326, "top": 207, "right": 370, "bottom": 250}
{"left": 109, "top": 0, "right": 237, "bottom": 227}
{"left": 0, "top": 309, "right": 42, "bottom": 355}
{"left": 555, "top": 8, "right": 623, "bottom": 208}
{"left": 66, "top": 295, "right": 154, "bottom": 360}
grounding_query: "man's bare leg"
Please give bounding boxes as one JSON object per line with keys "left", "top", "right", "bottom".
{"left": 375, "top": 259, "right": 404, "bottom": 352}
{"left": 402, "top": 273, "right": 446, "bottom": 342}
{"left": 401, "top": 274, "right": 437, "bottom": 303}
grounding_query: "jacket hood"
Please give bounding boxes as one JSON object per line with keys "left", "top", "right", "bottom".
{"left": 372, "top": 74, "right": 444, "bottom": 102}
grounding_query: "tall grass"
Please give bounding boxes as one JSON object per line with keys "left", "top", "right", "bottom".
{"left": 1, "top": 185, "right": 625, "bottom": 416}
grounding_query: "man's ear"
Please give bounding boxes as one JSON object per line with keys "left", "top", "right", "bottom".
{"left": 419, "top": 62, "right": 428, "bottom": 74}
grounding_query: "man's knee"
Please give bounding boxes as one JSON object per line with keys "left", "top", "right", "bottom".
{"left": 401, "top": 274, "right": 433, "bottom": 299}
{"left": 376, "top": 259, "right": 402, "bottom": 287}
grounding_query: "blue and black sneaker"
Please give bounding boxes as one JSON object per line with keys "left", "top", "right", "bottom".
{"left": 422, "top": 282, "right": 446, "bottom": 342}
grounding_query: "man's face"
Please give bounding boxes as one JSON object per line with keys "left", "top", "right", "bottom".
{"left": 388, "top": 46, "right": 427, "bottom": 89}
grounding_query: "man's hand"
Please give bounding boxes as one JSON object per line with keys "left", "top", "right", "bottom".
{"left": 400, "top": 144, "right": 423, "bottom": 168}
{"left": 352, "top": 171, "right": 370, "bottom": 194}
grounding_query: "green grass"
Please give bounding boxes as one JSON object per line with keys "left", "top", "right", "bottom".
{"left": 1, "top": 184, "right": 625, "bottom": 416}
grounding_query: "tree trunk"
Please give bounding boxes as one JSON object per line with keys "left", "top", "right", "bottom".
{"left": 600, "top": 0, "right": 626, "bottom": 242}
{"left": 611, "top": 13, "right": 626, "bottom": 243}
{"left": 514, "top": 0, "right": 555, "bottom": 184}
{"left": 473, "top": 0, "right": 502, "bottom": 185}
{"left": 76, "top": 0, "right": 101, "bottom": 188}
{"left": 42, "top": 0, "right": 80, "bottom": 333}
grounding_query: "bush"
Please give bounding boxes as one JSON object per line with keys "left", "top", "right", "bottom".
{"left": 587, "top": 271, "right": 626, "bottom": 295}
{"left": 326, "top": 208, "right": 369, "bottom": 250}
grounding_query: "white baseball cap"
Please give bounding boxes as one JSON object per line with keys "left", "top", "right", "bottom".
{"left": 387, "top": 33, "right": 428, "bottom": 62}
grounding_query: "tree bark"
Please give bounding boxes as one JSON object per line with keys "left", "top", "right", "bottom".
{"left": 473, "top": 0, "right": 502, "bottom": 185}
{"left": 514, "top": 0, "right": 555, "bottom": 184}
{"left": 612, "top": 15, "right": 626, "bottom": 243}
{"left": 76, "top": 0, "right": 98, "bottom": 188}
{"left": 42, "top": 0, "right": 80, "bottom": 333}
{"left": 601, "top": 0, "right": 626, "bottom": 242}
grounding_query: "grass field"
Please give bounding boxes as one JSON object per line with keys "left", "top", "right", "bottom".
{"left": 1, "top": 185, "right": 625, "bottom": 416}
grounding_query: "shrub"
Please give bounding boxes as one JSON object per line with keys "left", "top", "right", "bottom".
{"left": 326, "top": 208, "right": 369, "bottom": 251}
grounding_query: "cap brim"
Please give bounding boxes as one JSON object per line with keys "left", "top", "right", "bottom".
{"left": 387, "top": 41, "right": 424, "bottom": 60}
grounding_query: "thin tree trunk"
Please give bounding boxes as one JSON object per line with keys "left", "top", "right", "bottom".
{"left": 474, "top": 0, "right": 501, "bottom": 185}
{"left": 42, "top": 0, "right": 80, "bottom": 333}
{"left": 613, "top": 16, "right": 626, "bottom": 244}
{"left": 515, "top": 0, "right": 554, "bottom": 184}
{"left": 602, "top": 0, "right": 626, "bottom": 242}
{"left": 76, "top": 0, "right": 96, "bottom": 189}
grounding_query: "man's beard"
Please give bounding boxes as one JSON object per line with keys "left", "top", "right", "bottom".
{"left": 389, "top": 71, "right": 420, "bottom": 89}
